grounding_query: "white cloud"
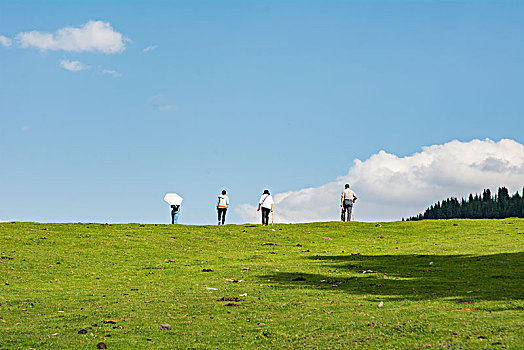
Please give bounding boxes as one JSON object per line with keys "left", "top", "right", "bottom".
{"left": 60, "top": 59, "right": 89, "bottom": 71}
{"left": 102, "top": 69, "right": 122, "bottom": 77}
{"left": 16, "top": 20, "right": 128, "bottom": 54}
{"left": 148, "top": 94, "right": 176, "bottom": 112}
{"left": 143, "top": 45, "right": 157, "bottom": 52}
{"left": 0, "top": 35, "right": 12, "bottom": 47}
{"left": 157, "top": 105, "right": 175, "bottom": 112}
{"left": 235, "top": 139, "right": 524, "bottom": 223}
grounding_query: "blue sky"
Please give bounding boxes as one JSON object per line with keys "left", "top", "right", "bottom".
{"left": 1, "top": 1, "right": 523, "bottom": 224}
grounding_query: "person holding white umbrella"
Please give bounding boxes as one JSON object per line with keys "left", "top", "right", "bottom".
{"left": 164, "top": 193, "right": 183, "bottom": 224}
{"left": 171, "top": 205, "right": 181, "bottom": 224}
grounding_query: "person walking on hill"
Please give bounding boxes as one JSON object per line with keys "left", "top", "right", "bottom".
{"left": 171, "top": 204, "right": 181, "bottom": 224}
{"left": 257, "top": 189, "right": 274, "bottom": 226}
{"left": 217, "top": 190, "right": 230, "bottom": 225}
{"left": 341, "top": 184, "right": 357, "bottom": 221}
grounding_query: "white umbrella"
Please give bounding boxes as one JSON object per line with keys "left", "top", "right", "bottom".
{"left": 164, "top": 193, "right": 183, "bottom": 206}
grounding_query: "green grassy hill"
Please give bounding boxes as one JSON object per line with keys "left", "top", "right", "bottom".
{"left": 1, "top": 220, "right": 523, "bottom": 349}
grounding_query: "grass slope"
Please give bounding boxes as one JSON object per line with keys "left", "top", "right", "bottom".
{"left": 1, "top": 219, "right": 523, "bottom": 349}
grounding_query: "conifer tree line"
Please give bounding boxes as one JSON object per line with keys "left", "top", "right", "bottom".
{"left": 407, "top": 186, "right": 524, "bottom": 221}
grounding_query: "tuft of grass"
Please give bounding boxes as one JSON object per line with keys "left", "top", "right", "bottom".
{"left": 0, "top": 219, "right": 523, "bottom": 349}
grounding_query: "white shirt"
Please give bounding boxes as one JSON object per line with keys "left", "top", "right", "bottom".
{"left": 342, "top": 188, "right": 356, "bottom": 200}
{"left": 259, "top": 194, "right": 274, "bottom": 209}
{"left": 217, "top": 195, "right": 229, "bottom": 208}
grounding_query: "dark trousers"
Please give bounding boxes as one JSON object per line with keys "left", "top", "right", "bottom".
{"left": 342, "top": 199, "right": 353, "bottom": 221}
{"left": 217, "top": 208, "right": 227, "bottom": 224}
{"left": 261, "top": 207, "right": 271, "bottom": 225}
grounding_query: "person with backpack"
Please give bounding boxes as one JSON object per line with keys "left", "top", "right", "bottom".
{"left": 257, "top": 189, "right": 274, "bottom": 226}
{"left": 171, "top": 204, "right": 181, "bottom": 224}
{"left": 341, "top": 184, "right": 357, "bottom": 221}
{"left": 217, "top": 190, "right": 230, "bottom": 225}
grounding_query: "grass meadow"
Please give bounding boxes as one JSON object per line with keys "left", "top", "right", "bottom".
{"left": 1, "top": 219, "right": 523, "bottom": 349}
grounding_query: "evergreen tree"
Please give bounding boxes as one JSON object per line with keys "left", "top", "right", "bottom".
{"left": 408, "top": 186, "right": 524, "bottom": 220}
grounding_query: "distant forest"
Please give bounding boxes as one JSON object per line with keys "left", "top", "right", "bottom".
{"left": 407, "top": 187, "right": 524, "bottom": 221}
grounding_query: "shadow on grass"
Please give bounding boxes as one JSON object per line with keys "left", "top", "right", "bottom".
{"left": 259, "top": 252, "right": 524, "bottom": 301}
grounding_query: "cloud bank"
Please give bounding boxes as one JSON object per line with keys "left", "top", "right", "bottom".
{"left": 60, "top": 59, "right": 89, "bottom": 71}
{"left": 235, "top": 139, "right": 524, "bottom": 223}
{"left": 0, "top": 35, "right": 12, "bottom": 47}
{"left": 16, "top": 21, "right": 128, "bottom": 53}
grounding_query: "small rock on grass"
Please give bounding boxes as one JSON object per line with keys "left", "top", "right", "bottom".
{"left": 225, "top": 278, "right": 243, "bottom": 282}
{"left": 160, "top": 323, "right": 172, "bottom": 330}
{"left": 224, "top": 303, "right": 239, "bottom": 307}
{"left": 78, "top": 329, "right": 87, "bottom": 334}
{"left": 217, "top": 297, "right": 244, "bottom": 302}
{"left": 97, "top": 342, "right": 107, "bottom": 349}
